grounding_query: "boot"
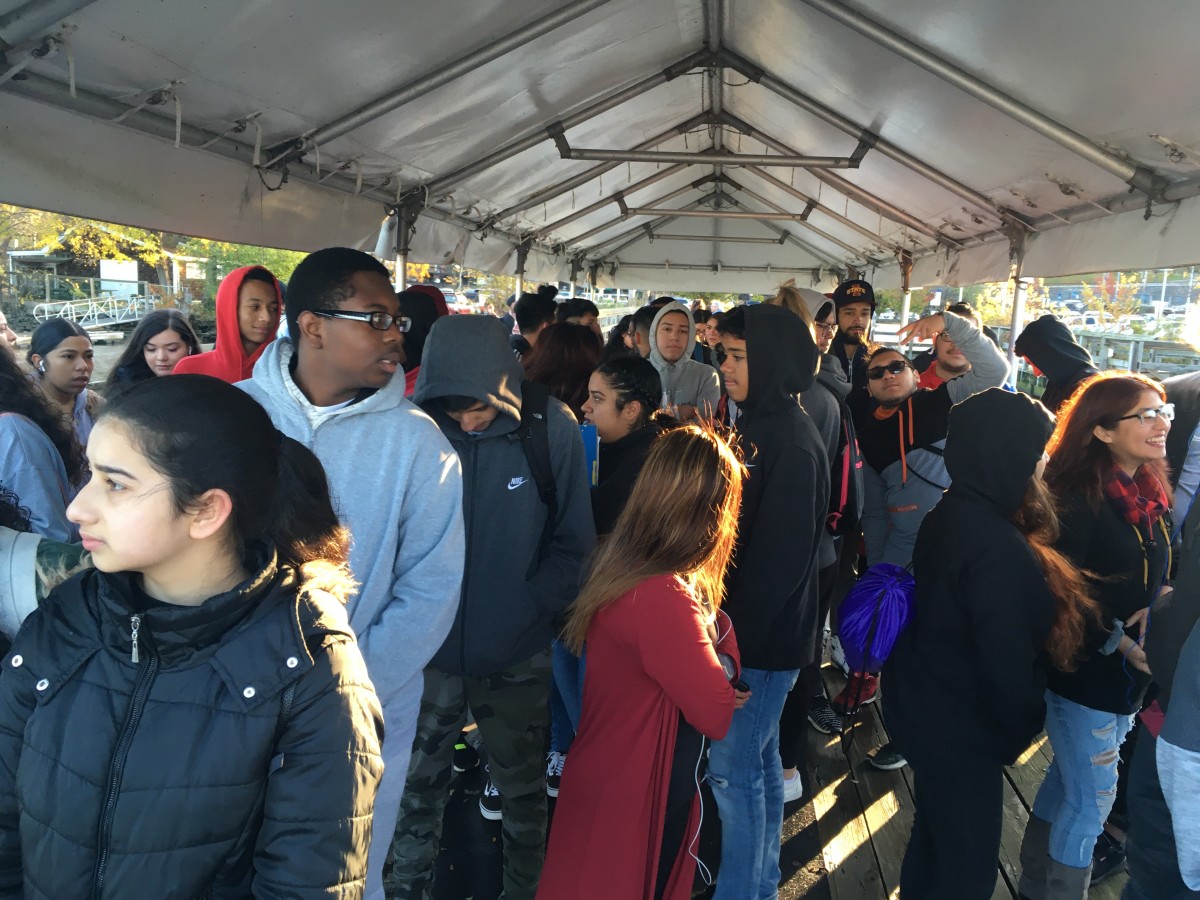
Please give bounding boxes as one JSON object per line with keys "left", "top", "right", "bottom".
{"left": 1044, "top": 857, "right": 1092, "bottom": 900}
{"left": 1016, "top": 815, "right": 1051, "bottom": 900}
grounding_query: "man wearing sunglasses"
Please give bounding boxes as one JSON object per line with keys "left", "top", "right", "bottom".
{"left": 240, "top": 247, "right": 467, "bottom": 900}
{"left": 833, "top": 308, "right": 1010, "bottom": 771}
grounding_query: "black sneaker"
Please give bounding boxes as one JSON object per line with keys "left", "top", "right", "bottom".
{"left": 807, "top": 697, "right": 844, "bottom": 734}
{"left": 867, "top": 742, "right": 908, "bottom": 771}
{"left": 545, "top": 751, "right": 566, "bottom": 798}
{"left": 452, "top": 736, "right": 479, "bottom": 773}
{"left": 479, "top": 766, "right": 503, "bottom": 821}
{"left": 1089, "top": 830, "right": 1126, "bottom": 884}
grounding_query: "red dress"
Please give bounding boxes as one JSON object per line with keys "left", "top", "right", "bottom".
{"left": 537, "top": 574, "right": 739, "bottom": 900}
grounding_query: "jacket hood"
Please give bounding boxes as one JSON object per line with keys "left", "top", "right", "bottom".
{"left": 1013, "top": 315, "right": 1095, "bottom": 383}
{"left": 648, "top": 301, "right": 697, "bottom": 370}
{"left": 815, "top": 352, "right": 851, "bottom": 401}
{"left": 175, "top": 266, "right": 281, "bottom": 383}
{"left": 397, "top": 287, "right": 449, "bottom": 371}
{"left": 413, "top": 314, "right": 524, "bottom": 425}
{"left": 742, "top": 304, "right": 819, "bottom": 415}
{"left": 945, "top": 388, "right": 1055, "bottom": 517}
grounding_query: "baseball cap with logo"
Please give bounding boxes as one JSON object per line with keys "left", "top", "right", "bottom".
{"left": 831, "top": 279, "right": 876, "bottom": 311}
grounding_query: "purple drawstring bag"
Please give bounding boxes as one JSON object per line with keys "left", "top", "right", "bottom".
{"left": 838, "top": 562, "right": 916, "bottom": 673}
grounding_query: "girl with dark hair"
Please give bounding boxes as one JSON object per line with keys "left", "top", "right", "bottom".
{"left": 0, "top": 375, "right": 384, "bottom": 898}
{"left": 522, "top": 322, "right": 602, "bottom": 420}
{"left": 885, "top": 389, "right": 1099, "bottom": 898}
{"left": 27, "top": 317, "right": 103, "bottom": 447}
{"left": 103, "top": 309, "right": 202, "bottom": 393}
{"left": 1018, "top": 372, "right": 1173, "bottom": 898}
{"left": 601, "top": 313, "right": 636, "bottom": 362}
{"left": 540, "top": 425, "right": 748, "bottom": 900}
{"left": 0, "top": 347, "right": 86, "bottom": 541}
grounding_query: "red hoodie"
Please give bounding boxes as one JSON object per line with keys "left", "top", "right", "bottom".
{"left": 174, "top": 266, "right": 281, "bottom": 383}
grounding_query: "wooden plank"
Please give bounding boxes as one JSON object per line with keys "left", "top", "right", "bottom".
{"left": 1006, "top": 735, "right": 1053, "bottom": 812}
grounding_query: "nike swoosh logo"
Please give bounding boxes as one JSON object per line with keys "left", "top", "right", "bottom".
{"left": 507, "top": 477, "right": 528, "bottom": 490}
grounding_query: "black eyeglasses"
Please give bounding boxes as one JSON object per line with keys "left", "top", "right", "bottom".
{"left": 814, "top": 322, "right": 836, "bottom": 335}
{"left": 312, "top": 309, "right": 411, "bottom": 332}
{"left": 1114, "top": 403, "right": 1175, "bottom": 425}
{"left": 867, "top": 359, "right": 912, "bottom": 380}
{"left": 712, "top": 345, "right": 745, "bottom": 366}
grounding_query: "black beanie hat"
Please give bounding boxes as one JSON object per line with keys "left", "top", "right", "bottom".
{"left": 832, "top": 279, "right": 876, "bottom": 311}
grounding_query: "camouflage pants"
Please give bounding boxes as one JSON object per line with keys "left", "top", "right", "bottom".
{"left": 387, "top": 653, "right": 550, "bottom": 900}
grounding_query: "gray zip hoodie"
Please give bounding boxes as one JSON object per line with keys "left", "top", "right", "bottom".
{"left": 414, "top": 315, "right": 596, "bottom": 676}
{"left": 648, "top": 301, "right": 720, "bottom": 414}
{"left": 239, "top": 339, "right": 466, "bottom": 710}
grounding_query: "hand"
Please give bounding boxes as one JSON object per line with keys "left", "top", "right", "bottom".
{"left": 1122, "top": 639, "right": 1151, "bottom": 675}
{"left": 896, "top": 313, "right": 946, "bottom": 345}
{"left": 733, "top": 688, "right": 752, "bottom": 710}
{"left": 1125, "top": 607, "right": 1150, "bottom": 638}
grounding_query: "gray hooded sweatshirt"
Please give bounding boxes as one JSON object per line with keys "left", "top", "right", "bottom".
{"left": 803, "top": 353, "right": 852, "bottom": 569}
{"left": 414, "top": 315, "right": 596, "bottom": 676}
{"left": 239, "top": 339, "right": 466, "bottom": 711}
{"left": 648, "top": 301, "right": 721, "bottom": 415}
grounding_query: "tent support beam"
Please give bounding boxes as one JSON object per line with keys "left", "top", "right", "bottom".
{"left": 0, "top": 0, "right": 96, "bottom": 50}
{"left": 650, "top": 233, "right": 787, "bottom": 245}
{"left": 718, "top": 111, "right": 957, "bottom": 247}
{"left": 561, "top": 174, "right": 718, "bottom": 247}
{"left": 393, "top": 203, "right": 421, "bottom": 290}
{"left": 514, "top": 238, "right": 532, "bottom": 299}
{"left": 720, "top": 48, "right": 1023, "bottom": 227}
{"left": 723, "top": 196, "right": 843, "bottom": 267}
{"left": 537, "top": 163, "right": 687, "bottom": 236}
{"left": 799, "top": 0, "right": 1168, "bottom": 199}
{"left": 1004, "top": 229, "right": 1029, "bottom": 376}
{"left": 722, "top": 175, "right": 872, "bottom": 261}
{"left": 548, "top": 135, "right": 867, "bottom": 168}
{"left": 265, "top": 0, "right": 614, "bottom": 166}
{"left": 490, "top": 112, "right": 710, "bottom": 224}
{"left": 623, "top": 207, "right": 810, "bottom": 220}
{"left": 898, "top": 249, "right": 913, "bottom": 324}
{"left": 411, "top": 48, "right": 713, "bottom": 202}
{"left": 591, "top": 195, "right": 721, "bottom": 257}
{"left": 620, "top": 262, "right": 826, "bottom": 276}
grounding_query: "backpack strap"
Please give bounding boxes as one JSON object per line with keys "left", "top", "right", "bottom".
{"left": 513, "top": 381, "right": 558, "bottom": 571}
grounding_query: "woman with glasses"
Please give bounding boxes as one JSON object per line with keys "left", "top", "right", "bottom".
{"left": 174, "top": 266, "right": 282, "bottom": 383}
{"left": 1018, "top": 373, "right": 1173, "bottom": 898}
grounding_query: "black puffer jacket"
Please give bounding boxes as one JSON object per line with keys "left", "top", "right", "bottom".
{"left": 0, "top": 548, "right": 384, "bottom": 900}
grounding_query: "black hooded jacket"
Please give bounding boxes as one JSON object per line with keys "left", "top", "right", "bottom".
{"left": 723, "top": 304, "right": 829, "bottom": 671}
{"left": 885, "top": 389, "right": 1058, "bottom": 765}
{"left": 1014, "top": 315, "right": 1099, "bottom": 413}
{"left": 0, "top": 547, "right": 384, "bottom": 899}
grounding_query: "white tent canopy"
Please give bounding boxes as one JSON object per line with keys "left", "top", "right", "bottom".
{"left": 4, "top": 0, "right": 1200, "bottom": 294}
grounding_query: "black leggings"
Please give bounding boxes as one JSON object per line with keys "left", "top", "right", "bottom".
{"left": 655, "top": 716, "right": 703, "bottom": 899}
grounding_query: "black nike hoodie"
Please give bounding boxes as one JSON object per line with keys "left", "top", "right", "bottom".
{"left": 723, "top": 304, "right": 830, "bottom": 671}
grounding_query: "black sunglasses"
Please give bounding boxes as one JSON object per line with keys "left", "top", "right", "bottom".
{"left": 867, "top": 359, "right": 912, "bottom": 380}
{"left": 312, "top": 309, "right": 411, "bottom": 332}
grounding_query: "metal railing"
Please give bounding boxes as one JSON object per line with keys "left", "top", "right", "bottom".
{"left": 33, "top": 295, "right": 157, "bottom": 328}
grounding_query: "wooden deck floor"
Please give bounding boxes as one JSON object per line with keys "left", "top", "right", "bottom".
{"left": 801, "top": 671, "right": 1127, "bottom": 900}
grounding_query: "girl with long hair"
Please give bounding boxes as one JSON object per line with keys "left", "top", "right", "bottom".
{"left": 522, "top": 322, "right": 602, "bottom": 420}
{"left": 103, "top": 309, "right": 202, "bottom": 394}
{"left": 0, "top": 346, "right": 87, "bottom": 541}
{"left": 601, "top": 313, "right": 636, "bottom": 362}
{"left": 27, "top": 317, "right": 104, "bottom": 447}
{"left": 538, "top": 425, "right": 748, "bottom": 900}
{"left": 1019, "top": 372, "right": 1173, "bottom": 898}
{"left": 885, "top": 388, "right": 1099, "bottom": 898}
{"left": 0, "top": 375, "right": 384, "bottom": 898}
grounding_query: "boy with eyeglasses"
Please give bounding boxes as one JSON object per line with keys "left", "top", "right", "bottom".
{"left": 240, "top": 246, "right": 467, "bottom": 900}
{"left": 835, "top": 309, "right": 1009, "bottom": 770}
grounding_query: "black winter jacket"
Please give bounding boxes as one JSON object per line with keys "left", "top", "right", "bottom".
{"left": 0, "top": 549, "right": 384, "bottom": 900}
{"left": 723, "top": 304, "right": 829, "bottom": 671}
{"left": 886, "top": 389, "right": 1058, "bottom": 765}
{"left": 592, "top": 423, "right": 664, "bottom": 537}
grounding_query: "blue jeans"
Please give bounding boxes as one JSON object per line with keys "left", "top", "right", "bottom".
{"left": 549, "top": 640, "right": 585, "bottom": 753}
{"left": 707, "top": 667, "right": 799, "bottom": 900}
{"left": 1032, "top": 690, "right": 1135, "bottom": 869}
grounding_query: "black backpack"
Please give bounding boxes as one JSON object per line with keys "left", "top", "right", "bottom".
{"left": 508, "top": 381, "right": 558, "bottom": 573}
{"left": 827, "top": 399, "right": 864, "bottom": 538}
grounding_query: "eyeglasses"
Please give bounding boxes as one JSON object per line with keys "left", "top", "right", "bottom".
{"left": 1113, "top": 403, "right": 1175, "bottom": 425}
{"left": 814, "top": 322, "right": 836, "bottom": 335}
{"left": 867, "top": 360, "right": 912, "bottom": 380}
{"left": 712, "top": 345, "right": 745, "bottom": 366}
{"left": 312, "top": 309, "right": 411, "bottom": 332}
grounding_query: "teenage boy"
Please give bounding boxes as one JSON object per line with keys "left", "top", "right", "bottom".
{"left": 239, "top": 247, "right": 466, "bottom": 900}
{"left": 710, "top": 304, "right": 829, "bottom": 900}
{"left": 511, "top": 285, "right": 559, "bottom": 358}
{"left": 390, "top": 314, "right": 595, "bottom": 900}
{"left": 175, "top": 265, "right": 282, "bottom": 383}
{"left": 645, "top": 300, "right": 720, "bottom": 420}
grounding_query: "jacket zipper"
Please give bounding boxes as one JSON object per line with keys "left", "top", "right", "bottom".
{"left": 92, "top": 615, "right": 159, "bottom": 899}
{"left": 458, "top": 444, "right": 478, "bottom": 674}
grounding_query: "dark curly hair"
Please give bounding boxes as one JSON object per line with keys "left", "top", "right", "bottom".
{"left": 0, "top": 349, "right": 87, "bottom": 486}
{"left": 0, "top": 485, "right": 32, "bottom": 533}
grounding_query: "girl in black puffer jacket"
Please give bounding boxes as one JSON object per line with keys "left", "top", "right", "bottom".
{"left": 0, "top": 375, "right": 385, "bottom": 900}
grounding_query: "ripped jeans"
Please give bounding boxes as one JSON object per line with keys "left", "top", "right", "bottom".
{"left": 1032, "top": 690, "right": 1136, "bottom": 869}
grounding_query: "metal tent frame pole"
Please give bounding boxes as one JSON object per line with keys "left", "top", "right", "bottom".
{"left": 800, "top": 0, "right": 1167, "bottom": 199}
{"left": 898, "top": 250, "right": 913, "bottom": 324}
{"left": 551, "top": 143, "right": 865, "bottom": 168}
{"left": 537, "top": 163, "right": 687, "bottom": 236}
{"left": 562, "top": 176, "right": 718, "bottom": 247}
{"left": 726, "top": 176, "right": 871, "bottom": 261}
{"left": 265, "top": 0, "right": 614, "bottom": 166}
{"left": 1005, "top": 233, "right": 1029, "bottom": 379}
{"left": 723, "top": 196, "right": 843, "bottom": 267}
{"left": 0, "top": 0, "right": 96, "bottom": 49}
{"left": 649, "top": 233, "right": 786, "bottom": 245}
{"left": 623, "top": 207, "right": 811, "bottom": 221}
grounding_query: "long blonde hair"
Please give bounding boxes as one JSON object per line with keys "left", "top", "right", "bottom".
{"left": 768, "top": 279, "right": 816, "bottom": 329}
{"left": 563, "top": 424, "right": 746, "bottom": 653}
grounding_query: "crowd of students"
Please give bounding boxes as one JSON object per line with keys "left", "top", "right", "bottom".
{"left": 0, "top": 251, "right": 1198, "bottom": 900}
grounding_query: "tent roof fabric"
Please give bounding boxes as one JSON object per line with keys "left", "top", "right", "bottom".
{"left": 3, "top": 0, "right": 1200, "bottom": 291}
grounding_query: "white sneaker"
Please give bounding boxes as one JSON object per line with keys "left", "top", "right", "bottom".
{"left": 545, "top": 750, "right": 566, "bottom": 798}
{"left": 479, "top": 766, "right": 503, "bottom": 821}
{"left": 783, "top": 771, "right": 804, "bottom": 804}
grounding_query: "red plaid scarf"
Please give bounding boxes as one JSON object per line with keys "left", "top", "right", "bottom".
{"left": 1102, "top": 464, "right": 1169, "bottom": 538}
